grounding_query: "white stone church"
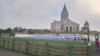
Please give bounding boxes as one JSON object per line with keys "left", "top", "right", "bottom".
{"left": 51, "top": 5, "right": 79, "bottom": 33}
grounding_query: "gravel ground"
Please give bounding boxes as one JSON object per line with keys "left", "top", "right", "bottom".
{"left": 0, "top": 48, "right": 30, "bottom": 56}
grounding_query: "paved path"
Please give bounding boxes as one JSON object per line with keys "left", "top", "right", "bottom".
{"left": 91, "top": 48, "right": 100, "bottom": 56}
{"left": 0, "top": 48, "right": 100, "bottom": 56}
{"left": 0, "top": 48, "right": 30, "bottom": 56}
{"left": 90, "top": 42, "right": 100, "bottom": 56}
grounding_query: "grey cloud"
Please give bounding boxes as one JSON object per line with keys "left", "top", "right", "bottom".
{"left": 0, "top": 0, "right": 100, "bottom": 31}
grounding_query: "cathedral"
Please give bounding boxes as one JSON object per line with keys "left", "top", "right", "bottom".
{"left": 51, "top": 5, "right": 79, "bottom": 33}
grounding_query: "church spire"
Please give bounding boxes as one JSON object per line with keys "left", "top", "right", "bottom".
{"left": 61, "top": 4, "right": 69, "bottom": 22}
{"left": 62, "top": 4, "right": 68, "bottom": 14}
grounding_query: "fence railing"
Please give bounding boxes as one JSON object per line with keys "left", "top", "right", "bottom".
{"left": 0, "top": 38, "right": 91, "bottom": 56}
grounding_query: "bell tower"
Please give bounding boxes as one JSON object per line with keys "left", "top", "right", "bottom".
{"left": 61, "top": 4, "right": 69, "bottom": 22}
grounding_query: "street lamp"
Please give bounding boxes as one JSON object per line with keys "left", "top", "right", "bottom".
{"left": 87, "top": 27, "right": 90, "bottom": 42}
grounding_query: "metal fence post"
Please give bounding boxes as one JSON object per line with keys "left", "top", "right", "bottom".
{"left": 18, "top": 43, "right": 21, "bottom": 52}
{"left": 88, "top": 42, "right": 91, "bottom": 56}
{"left": 46, "top": 43, "right": 48, "bottom": 56}
{"left": 69, "top": 45, "right": 74, "bottom": 56}
{"left": 3, "top": 38, "right": 5, "bottom": 48}
{"left": 89, "top": 46, "right": 92, "bottom": 56}
{"left": 26, "top": 41, "right": 29, "bottom": 54}
{"left": 7, "top": 41, "right": 9, "bottom": 49}
{"left": 12, "top": 39, "right": 15, "bottom": 51}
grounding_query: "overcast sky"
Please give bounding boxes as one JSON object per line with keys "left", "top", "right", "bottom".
{"left": 0, "top": 0, "right": 100, "bottom": 31}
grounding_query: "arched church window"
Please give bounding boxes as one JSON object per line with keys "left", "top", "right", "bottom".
{"left": 77, "top": 26, "right": 79, "bottom": 31}
{"left": 70, "top": 27, "right": 72, "bottom": 32}
{"left": 61, "top": 25, "right": 63, "bottom": 30}
{"left": 66, "top": 27, "right": 68, "bottom": 32}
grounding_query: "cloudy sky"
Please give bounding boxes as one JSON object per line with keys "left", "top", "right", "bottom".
{"left": 0, "top": 0, "right": 100, "bottom": 31}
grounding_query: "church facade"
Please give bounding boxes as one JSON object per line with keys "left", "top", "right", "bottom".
{"left": 51, "top": 5, "right": 79, "bottom": 33}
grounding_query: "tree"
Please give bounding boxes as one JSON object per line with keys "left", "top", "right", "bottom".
{"left": 5, "top": 28, "right": 12, "bottom": 34}
{"left": 13, "top": 27, "right": 19, "bottom": 32}
{"left": 0, "top": 29, "right": 4, "bottom": 37}
{"left": 13, "top": 27, "right": 25, "bottom": 32}
{"left": 27, "top": 29, "right": 34, "bottom": 34}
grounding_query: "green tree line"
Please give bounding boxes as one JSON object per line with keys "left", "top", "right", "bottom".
{"left": 0, "top": 27, "right": 51, "bottom": 36}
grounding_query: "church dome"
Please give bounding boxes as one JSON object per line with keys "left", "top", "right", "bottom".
{"left": 84, "top": 20, "right": 89, "bottom": 28}
{"left": 84, "top": 20, "right": 89, "bottom": 26}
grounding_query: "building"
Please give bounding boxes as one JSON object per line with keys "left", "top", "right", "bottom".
{"left": 81, "top": 20, "right": 89, "bottom": 32}
{"left": 51, "top": 4, "right": 79, "bottom": 33}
